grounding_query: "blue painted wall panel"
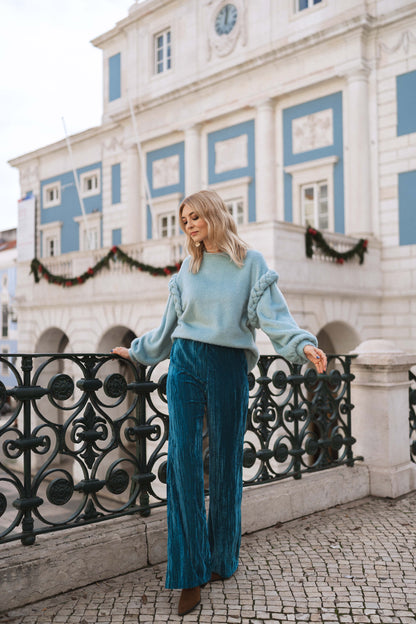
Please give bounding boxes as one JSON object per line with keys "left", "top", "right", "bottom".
{"left": 40, "top": 162, "right": 102, "bottom": 254}
{"left": 112, "top": 228, "right": 122, "bottom": 246}
{"left": 397, "top": 70, "right": 416, "bottom": 136}
{"left": 146, "top": 142, "right": 185, "bottom": 239}
{"left": 207, "top": 120, "right": 256, "bottom": 222}
{"left": 109, "top": 53, "right": 121, "bottom": 102}
{"left": 111, "top": 163, "right": 121, "bottom": 204}
{"left": 398, "top": 170, "right": 416, "bottom": 245}
{"left": 283, "top": 92, "right": 344, "bottom": 233}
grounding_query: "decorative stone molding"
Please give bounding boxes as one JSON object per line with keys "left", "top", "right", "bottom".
{"left": 152, "top": 154, "right": 180, "bottom": 189}
{"left": 215, "top": 134, "right": 248, "bottom": 174}
{"left": 206, "top": 0, "right": 247, "bottom": 60}
{"left": 292, "top": 109, "right": 333, "bottom": 154}
{"left": 376, "top": 30, "right": 416, "bottom": 64}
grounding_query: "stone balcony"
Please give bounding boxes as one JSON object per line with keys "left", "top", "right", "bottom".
{"left": 15, "top": 222, "right": 382, "bottom": 315}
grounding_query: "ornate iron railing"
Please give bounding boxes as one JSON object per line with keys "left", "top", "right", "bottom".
{"left": 0, "top": 353, "right": 359, "bottom": 546}
{"left": 409, "top": 369, "right": 416, "bottom": 463}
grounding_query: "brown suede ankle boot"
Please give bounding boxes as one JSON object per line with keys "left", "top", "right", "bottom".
{"left": 178, "top": 586, "right": 201, "bottom": 616}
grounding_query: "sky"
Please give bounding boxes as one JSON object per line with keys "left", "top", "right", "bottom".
{"left": 0, "top": 0, "right": 140, "bottom": 232}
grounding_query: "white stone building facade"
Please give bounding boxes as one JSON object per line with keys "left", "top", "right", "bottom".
{"left": 8, "top": 0, "right": 416, "bottom": 359}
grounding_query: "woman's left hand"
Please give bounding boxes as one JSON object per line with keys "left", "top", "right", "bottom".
{"left": 303, "top": 344, "right": 327, "bottom": 373}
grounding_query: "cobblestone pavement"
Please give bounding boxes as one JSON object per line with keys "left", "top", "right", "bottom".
{"left": 2, "top": 493, "right": 416, "bottom": 624}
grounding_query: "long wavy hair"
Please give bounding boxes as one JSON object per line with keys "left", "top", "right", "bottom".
{"left": 179, "top": 190, "right": 248, "bottom": 273}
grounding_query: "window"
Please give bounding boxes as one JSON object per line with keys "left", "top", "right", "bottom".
{"left": 79, "top": 169, "right": 100, "bottom": 198}
{"left": 159, "top": 213, "right": 176, "bottom": 238}
{"left": 39, "top": 221, "right": 62, "bottom": 258}
{"left": 155, "top": 29, "right": 171, "bottom": 74}
{"left": 74, "top": 213, "right": 102, "bottom": 251}
{"left": 83, "top": 228, "right": 99, "bottom": 251}
{"left": 301, "top": 182, "right": 329, "bottom": 230}
{"left": 43, "top": 182, "right": 61, "bottom": 208}
{"left": 2, "top": 347, "right": 8, "bottom": 375}
{"left": 284, "top": 155, "right": 338, "bottom": 232}
{"left": 296, "top": 0, "right": 322, "bottom": 11}
{"left": 45, "top": 235, "right": 58, "bottom": 257}
{"left": 226, "top": 198, "right": 245, "bottom": 226}
{"left": 2, "top": 304, "right": 8, "bottom": 338}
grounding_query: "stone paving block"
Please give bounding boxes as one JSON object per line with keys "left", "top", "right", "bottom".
{"left": 3, "top": 492, "right": 416, "bottom": 623}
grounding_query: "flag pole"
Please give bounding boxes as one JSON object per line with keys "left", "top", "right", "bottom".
{"left": 127, "top": 92, "right": 154, "bottom": 224}
{"left": 61, "top": 117, "right": 93, "bottom": 249}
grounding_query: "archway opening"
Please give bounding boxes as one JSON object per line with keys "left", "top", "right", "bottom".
{"left": 317, "top": 321, "right": 360, "bottom": 356}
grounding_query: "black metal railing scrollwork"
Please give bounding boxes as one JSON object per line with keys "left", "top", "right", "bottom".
{"left": 0, "top": 352, "right": 359, "bottom": 546}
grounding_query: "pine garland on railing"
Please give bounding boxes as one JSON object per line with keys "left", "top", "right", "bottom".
{"left": 305, "top": 226, "right": 368, "bottom": 265}
{"left": 30, "top": 246, "right": 182, "bottom": 287}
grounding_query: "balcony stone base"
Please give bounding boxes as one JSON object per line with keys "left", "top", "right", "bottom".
{"left": 0, "top": 464, "right": 370, "bottom": 612}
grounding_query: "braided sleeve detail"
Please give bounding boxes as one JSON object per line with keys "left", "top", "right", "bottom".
{"left": 247, "top": 270, "right": 279, "bottom": 328}
{"left": 168, "top": 275, "right": 183, "bottom": 318}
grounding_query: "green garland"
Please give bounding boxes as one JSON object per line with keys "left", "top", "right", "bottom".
{"left": 305, "top": 226, "right": 368, "bottom": 265}
{"left": 30, "top": 246, "right": 182, "bottom": 287}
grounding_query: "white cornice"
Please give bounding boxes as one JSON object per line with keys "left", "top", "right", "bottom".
{"left": 8, "top": 123, "right": 120, "bottom": 168}
{"left": 91, "top": 0, "right": 171, "bottom": 48}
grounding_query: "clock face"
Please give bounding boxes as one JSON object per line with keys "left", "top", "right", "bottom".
{"left": 215, "top": 4, "right": 238, "bottom": 36}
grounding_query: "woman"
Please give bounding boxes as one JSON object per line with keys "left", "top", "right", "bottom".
{"left": 112, "top": 190, "right": 326, "bottom": 616}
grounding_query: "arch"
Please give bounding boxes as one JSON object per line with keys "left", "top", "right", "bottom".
{"left": 317, "top": 321, "right": 360, "bottom": 355}
{"left": 35, "top": 327, "right": 70, "bottom": 354}
{"left": 96, "top": 325, "right": 137, "bottom": 353}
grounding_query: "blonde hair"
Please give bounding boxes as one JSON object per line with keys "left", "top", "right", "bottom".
{"left": 179, "top": 189, "right": 248, "bottom": 273}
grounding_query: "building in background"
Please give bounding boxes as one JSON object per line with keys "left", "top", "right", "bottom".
{"left": 0, "top": 228, "right": 17, "bottom": 397}
{"left": 7, "top": 0, "right": 416, "bottom": 359}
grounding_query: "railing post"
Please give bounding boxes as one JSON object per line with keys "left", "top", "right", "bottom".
{"left": 15, "top": 356, "right": 43, "bottom": 545}
{"left": 350, "top": 339, "right": 416, "bottom": 498}
{"left": 136, "top": 364, "right": 150, "bottom": 516}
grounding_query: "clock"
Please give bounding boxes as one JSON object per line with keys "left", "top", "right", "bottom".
{"left": 215, "top": 3, "right": 238, "bottom": 36}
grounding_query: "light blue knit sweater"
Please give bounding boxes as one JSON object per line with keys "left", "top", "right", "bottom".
{"left": 129, "top": 249, "right": 317, "bottom": 371}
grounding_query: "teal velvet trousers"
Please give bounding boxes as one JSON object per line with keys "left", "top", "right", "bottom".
{"left": 165, "top": 338, "right": 249, "bottom": 589}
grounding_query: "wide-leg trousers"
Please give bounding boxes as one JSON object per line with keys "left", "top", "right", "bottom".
{"left": 165, "top": 338, "right": 249, "bottom": 589}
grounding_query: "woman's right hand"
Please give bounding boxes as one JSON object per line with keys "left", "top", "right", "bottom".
{"left": 111, "top": 346, "right": 131, "bottom": 360}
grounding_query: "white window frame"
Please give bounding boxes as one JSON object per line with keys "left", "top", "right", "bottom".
{"left": 284, "top": 156, "right": 338, "bottom": 232}
{"left": 74, "top": 213, "right": 102, "bottom": 251}
{"left": 150, "top": 192, "right": 182, "bottom": 240}
{"left": 154, "top": 28, "right": 172, "bottom": 75}
{"left": 39, "top": 221, "right": 62, "bottom": 258}
{"left": 158, "top": 213, "right": 177, "bottom": 239}
{"left": 45, "top": 236, "right": 59, "bottom": 257}
{"left": 208, "top": 177, "right": 251, "bottom": 226}
{"left": 79, "top": 169, "right": 101, "bottom": 198}
{"left": 43, "top": 182, "right": 61, "bottom": 208}
{"left": 300, "top": 181, "right": 329, "bottom": 231}
{"left": 294, "top": 0, "right": 323, "bottom": 12}
{"left": 226, "top": 197, "right": 245, "bottom": 226}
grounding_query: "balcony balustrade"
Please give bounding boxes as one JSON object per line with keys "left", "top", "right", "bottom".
{"left": 0, "top": 351, "right": 359, "bottom": 546}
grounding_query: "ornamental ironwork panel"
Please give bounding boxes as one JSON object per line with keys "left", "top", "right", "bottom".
{"left": 410, "top": 369, "right": 416, "bottom": 463}
{"left": 0, "top": 353, "right": 359, "bottom": 546}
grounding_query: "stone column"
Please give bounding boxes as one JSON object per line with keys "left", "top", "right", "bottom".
{"left": 126, "top": 147, "right": 141, "bottom": 244}
{"left": 255, "top": 99, "right": 276, "bottom": 222}
{"left": 184, "top": 124, "right": 201, "bottom": 196}
{"left": 346, "top": 68, "right": 372, "bottom": 237}
{"left": 351, "top": 339, "right": 416, "bottom": 498}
